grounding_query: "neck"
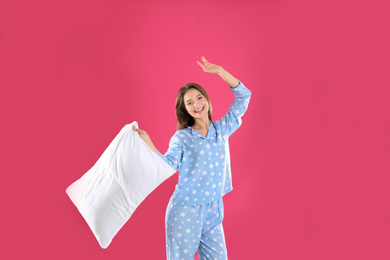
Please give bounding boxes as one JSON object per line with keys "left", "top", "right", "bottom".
{"left": 192, "top": 118, "right": 210, "bottom": 130}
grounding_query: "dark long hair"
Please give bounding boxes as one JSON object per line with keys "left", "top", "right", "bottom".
{"left": 175, "top": 83, "right": 212, "bottom": 130}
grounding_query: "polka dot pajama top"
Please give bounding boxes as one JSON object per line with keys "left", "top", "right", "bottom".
{"left": 158, "top": 80, "right": 251, "bottom": 206}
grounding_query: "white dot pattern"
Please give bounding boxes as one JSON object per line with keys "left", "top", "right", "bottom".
{"left": 165, "top": 197, "right": 227, "bottom": 260}
{"left": 158, "top": 81, "right": 251, "bottom": 206}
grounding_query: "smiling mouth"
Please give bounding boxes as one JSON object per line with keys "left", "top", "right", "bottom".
{"left": 195, "top": 106, "right": 204, "bottom": 113}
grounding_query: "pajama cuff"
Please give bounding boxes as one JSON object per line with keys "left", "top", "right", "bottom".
{"left": 157, "top": 151, "right": 165, "bottom": 161}
{"left": 230, "top": 79, "right": 242, "bottom": 90}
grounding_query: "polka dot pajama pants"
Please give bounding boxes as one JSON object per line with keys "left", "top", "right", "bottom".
{"left": 165, "top": 197, "right": 228, "bottom": 260}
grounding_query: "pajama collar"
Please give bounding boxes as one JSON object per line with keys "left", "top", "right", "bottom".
{"left": 188, "top": 120, "right": 216, "bottom": 141}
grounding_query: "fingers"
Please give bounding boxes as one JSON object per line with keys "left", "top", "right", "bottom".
{"left": 133, "top": 125, "right": 148, "bottom": 137}
{"left": 132, "top": 125, "right": 141, "bottom": 133}
{"left": 201, "top": 56, "right": 210, "bottom": 65}
{"left": 196, "top": 60, "right": 205, "bottom": 69}
{"left": 197, "top": 56, "right": 211, "bottom": 72}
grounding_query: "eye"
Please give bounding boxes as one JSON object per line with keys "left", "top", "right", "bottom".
{"left": 187, "top": 102, "right": 192, "bottom": 106}
{"left": 198, "top": 96, "right": 203, "bottom": 100}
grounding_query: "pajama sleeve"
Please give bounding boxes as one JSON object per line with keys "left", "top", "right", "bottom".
{"left": 218, "top": 80, "right": 252, "bottom": 137}
{"left": 157, "top": 132, "right": 183, "bottom": 172}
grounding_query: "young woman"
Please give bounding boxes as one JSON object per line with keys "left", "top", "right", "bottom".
{"left": 133, "top": 56, "right": 251, "bottom": 260}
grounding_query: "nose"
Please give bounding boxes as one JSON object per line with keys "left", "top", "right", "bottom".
{"left": 193, "top": 100, "right": 200, "bottom": 109}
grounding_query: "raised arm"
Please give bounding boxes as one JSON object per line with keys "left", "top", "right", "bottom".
{"left": 196, "top": 56, "right": 240, "bottom": 88}
{"left": 219, "top": 81, "right": 252, "bottom": 136}
{"left": 197, "top": 56, "right": 251, "bottom": 136}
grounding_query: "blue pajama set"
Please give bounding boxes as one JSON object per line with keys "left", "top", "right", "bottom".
{"left": 158, "top": 80, "right": 251, "bottom": 260}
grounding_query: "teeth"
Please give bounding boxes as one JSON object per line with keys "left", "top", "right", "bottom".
{"left": 196, "top": 107, "right": 204, "bottom": 113}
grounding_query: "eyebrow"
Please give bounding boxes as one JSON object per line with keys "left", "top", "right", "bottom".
{"left": 185, "top": 94, "right": 202, "bottom": 103}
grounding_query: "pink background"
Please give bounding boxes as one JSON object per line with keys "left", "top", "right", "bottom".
{"left": 1, "top": 0, "right": 390, "bottom": 259}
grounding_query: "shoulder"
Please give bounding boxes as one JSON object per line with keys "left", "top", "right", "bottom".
{"left": 212, "top": 119, "right": 220, "bottom": 127}
{"left": 171, "top": 128, "right": 191, "bottom": 142}
{"left": 212, "top": 117, "right": 227, "bottom": 127}
{"left": 176, "top": 128, "right": 191, "bottom": 136}
{"left": 211, "top": 119, "right": 227, "bottom": 133}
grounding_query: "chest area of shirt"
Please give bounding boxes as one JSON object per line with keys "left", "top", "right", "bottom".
{"left": 181, "top": 135, "right": 227, "bottom": 159}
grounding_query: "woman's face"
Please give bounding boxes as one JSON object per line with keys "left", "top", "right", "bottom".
{"left": 183, "top": 88, "right": 209, "bottom": 121}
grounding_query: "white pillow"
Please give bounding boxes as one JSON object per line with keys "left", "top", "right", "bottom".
{"left": 66, "top": 121, "right": 176, "bottom": 249}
